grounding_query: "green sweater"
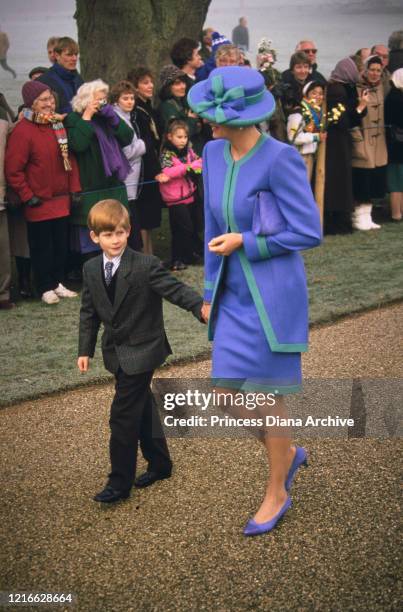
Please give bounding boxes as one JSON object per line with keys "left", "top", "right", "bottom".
{"left": 158, "top": 97, "right": 200, "bottom": 136}
{"left": 65, "top": 112, "right": 133, "bottom": 225}
{"left": 158, "top": 97, "right": 205, "bottom": 156}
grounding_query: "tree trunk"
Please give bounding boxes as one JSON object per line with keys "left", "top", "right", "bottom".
{"left": 75, "top": 0, "right": 211, "bottom": 84}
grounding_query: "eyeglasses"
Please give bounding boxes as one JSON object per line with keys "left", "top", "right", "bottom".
{"left": 303, "top": 48, "right": 318, "bottom": 54}
{"left": 36, "top": 96, "right": 54, "bottom": 103}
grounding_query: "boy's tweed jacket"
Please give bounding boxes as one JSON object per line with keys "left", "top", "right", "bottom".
{"left": 79, "top": 247, "right": 203, "bottom": 375}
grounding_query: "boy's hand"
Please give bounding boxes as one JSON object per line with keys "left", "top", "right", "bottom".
{"left": 201, "top": 302, "right": 211, "bottom": 323}
{"left": 77, "top": 356, "right": 90, "bottom": 372}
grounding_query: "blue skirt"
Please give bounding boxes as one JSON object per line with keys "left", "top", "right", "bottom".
{"left": 212, "top": 253, "right": 302, "bottom": 394}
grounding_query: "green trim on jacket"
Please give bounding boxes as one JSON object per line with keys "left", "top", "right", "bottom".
{"left": 209, "top": 134, "right": 308, "bottom": 353}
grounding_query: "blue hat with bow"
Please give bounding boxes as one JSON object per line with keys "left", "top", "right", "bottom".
{"left": 187, "top": 66, "right": 275, "bottom": 127}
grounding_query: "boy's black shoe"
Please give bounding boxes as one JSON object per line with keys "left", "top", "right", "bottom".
{"left": 170, "top": 261, "right": 187, "bottom": 271}
{"left": 93, "top": 485, "right": 130, "bottom": 503}
{"left": 134, "top": 470, "right": 172, "bottom": 488}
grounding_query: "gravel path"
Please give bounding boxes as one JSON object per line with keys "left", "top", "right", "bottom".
{"left": 0, "top": 304, "right": 401, "bottom": 611}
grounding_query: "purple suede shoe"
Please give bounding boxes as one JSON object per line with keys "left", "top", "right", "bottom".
{"left": 285, "top": 446, "right": 308, "bottom": 492}
{"left": 243, "top": 496, "right": 292, "bottom": 536}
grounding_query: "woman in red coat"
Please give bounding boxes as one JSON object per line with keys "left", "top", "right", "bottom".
{"left": 6, "top": 81, "right": 81, "bottom": 304}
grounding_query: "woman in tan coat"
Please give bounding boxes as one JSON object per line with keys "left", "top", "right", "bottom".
{"left": 351, "top": 56, "right": 388, "bottom": 230}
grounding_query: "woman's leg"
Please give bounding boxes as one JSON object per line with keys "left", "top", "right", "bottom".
{"left": 253, "top": 396, "right": 295, "bottom": 523}
{"left": 26, "top": 220, "right": 57, "bottom": 296}
{"left": 390, "top": 192, "right": 403, "bottom": 221}
{"left": 16, "top": 256, "right": 32, "bottom": 297}
{"left": 128, "top": 200, "right": 143, "bottom": 251}
{"left": 141, "top": 229, "right": 153, "bottom": 255}
{"left": 51, "top": 217, "right": 69, "bottom": 286}
{"left": 215, "top": 387, "right": 296, "bottom": 523}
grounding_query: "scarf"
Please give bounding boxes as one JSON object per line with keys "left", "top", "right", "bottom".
{"left": 330, "top": 57, "right": 360, "bottom": 85}
{"left": 135, "top": 97, "right": 160, "bottom": 142}
{"left": 23, "top": 108, "right": 71, "bottom": 171}
{"left": 91, "top": 115, "right": 131, "bottom": 182}
{"left": 50, "top": 63, "right": 83, "bottom": 110}
{"left": 361, "top": 70, "right": 381, "bottom": 88}
{"left": 301, "top": 100, "right": 323, "bottom": 132}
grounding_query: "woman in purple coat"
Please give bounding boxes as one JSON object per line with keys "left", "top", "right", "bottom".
{"left": 188, "top": 67, "right": 322, "bottom": 536}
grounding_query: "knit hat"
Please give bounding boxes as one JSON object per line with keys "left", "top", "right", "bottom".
{"left": 211, "top": 32, "right": 232, "bottom": 54}
{"left": 159, "top": 64, "right": 186, "bottom": 89}
{"left": 28, "top": 66, "right": 49, "bottom": 80}
{"left": 188, "top": 66, "right": 275, "bottom": 126}
{"left": 22, "top": 80, "right": 50, "bottom": 107}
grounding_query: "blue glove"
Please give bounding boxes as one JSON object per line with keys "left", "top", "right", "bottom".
{"left": 98, "top": 103, "right": 120, "bottom": 128}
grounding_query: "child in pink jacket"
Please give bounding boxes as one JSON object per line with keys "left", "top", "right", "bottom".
{"left": 159, "top": 119, "right": 202, "bottom": 270}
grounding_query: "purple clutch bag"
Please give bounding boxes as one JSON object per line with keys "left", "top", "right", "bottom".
{"left": 252, "top": 190, "right": 287, "bottom": 235}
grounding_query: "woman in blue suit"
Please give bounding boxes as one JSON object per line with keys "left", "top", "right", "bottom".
{"left": 188, "top": 67, "right": 322, "bottom": 536}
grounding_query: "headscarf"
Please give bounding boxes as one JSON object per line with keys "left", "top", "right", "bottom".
{"left": 362, "top": 55, "right": 383, "bottom": 87}
{"left": 330, "top": 57, "right": 360, "bottom": 85}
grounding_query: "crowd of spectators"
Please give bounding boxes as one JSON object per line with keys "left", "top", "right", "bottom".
{"left": 0, "top": 24, "right": 402, "bottom": 309}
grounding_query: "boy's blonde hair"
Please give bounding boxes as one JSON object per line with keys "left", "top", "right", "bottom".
{"left": 87, "top": 199, "right": 130, "bottom": 234}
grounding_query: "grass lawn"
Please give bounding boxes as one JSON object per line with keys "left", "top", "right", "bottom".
{"left": 1, "top": 209, "right": 402, "bottom": 406}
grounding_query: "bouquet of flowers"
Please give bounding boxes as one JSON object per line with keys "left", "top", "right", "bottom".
{"left": 326, "top": 103, "right": 346, "bottom": 125}
{"left": 257, "top": 38, "right": 278, "bottom": 70}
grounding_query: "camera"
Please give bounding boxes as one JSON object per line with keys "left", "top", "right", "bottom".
{"left": 98, "top": 99, "right": 108, "bottom": 109}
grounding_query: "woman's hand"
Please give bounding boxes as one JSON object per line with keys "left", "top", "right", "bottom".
{"left": 357, "top": 88, "right": 370, "bottom": 112}
{"left": 208, "top": 233, "right": 243, "bottom": 256}
{"left": 82, "top": 99, "right": 100, "bottom": 121}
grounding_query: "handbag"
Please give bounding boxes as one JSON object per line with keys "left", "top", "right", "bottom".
{"left": 252, "top": 190, "right": 286, "bottom": 235}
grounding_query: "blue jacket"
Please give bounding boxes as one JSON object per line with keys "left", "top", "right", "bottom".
{"left": 203, "top": 133, "right": 322, "bottom": 352}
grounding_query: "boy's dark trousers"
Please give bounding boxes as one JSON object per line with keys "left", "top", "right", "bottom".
{"left": 108, "top": 367, "right": 171, "bottom": 492}
{"left": 78, "top": 248, "right": 203, "bottom": 493}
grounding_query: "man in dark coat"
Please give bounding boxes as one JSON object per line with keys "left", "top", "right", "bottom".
{"left": 232, "top": 17, "right": 249, "bottom": 51}
{"left": 170, "top": 37, "right": 203, "bottom": 93}
{"left": 38, "top": 36, "right": 83, "bottom": 114}
{"left": 388, "top": 31, "right": 403, "bottom": 73}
